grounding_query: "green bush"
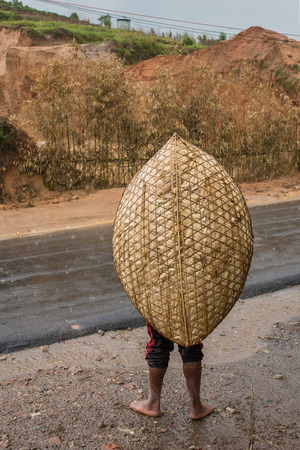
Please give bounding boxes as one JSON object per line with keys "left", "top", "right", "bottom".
{"left": 69, "top": 12, "right": 79, "bottom": 22}
{"left": 182, "top": 34, "right": 194, "bottom": 46}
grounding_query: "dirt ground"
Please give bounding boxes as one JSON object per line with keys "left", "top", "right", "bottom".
{"left": 0, "top": 175, "right": 300, "bottom": 448}
{"left": 0, "top": 287, "right": 299, "bottom": 449}
{"left": 1, "top": 173, "right": 300, "bottom": 239}
{"left": 128, "top": 26, "right": 300, "bottom": 82}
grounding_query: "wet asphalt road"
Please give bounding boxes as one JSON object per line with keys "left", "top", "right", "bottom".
{"left": 1, "top": 200, "right": 300, "bottom": 353}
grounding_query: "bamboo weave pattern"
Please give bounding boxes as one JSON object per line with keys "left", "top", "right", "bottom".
{"left": 113, "top": 134, "right": 253, "bottom": 346}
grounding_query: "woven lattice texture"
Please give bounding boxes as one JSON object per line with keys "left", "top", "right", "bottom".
{"left": 113, "top": 134, "right": 253, "bottom": 346}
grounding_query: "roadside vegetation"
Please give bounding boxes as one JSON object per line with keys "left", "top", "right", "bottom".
{"left": 0, "top": 0, "right": 204, "bottom": 65}
{"left": 2, "top": 2, "right": 298, "bottom": 190}
{"left": 18, "top": 55, "right": 299, "bottom": 190}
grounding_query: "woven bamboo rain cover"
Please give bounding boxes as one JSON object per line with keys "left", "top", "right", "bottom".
{"left": 113, "top": 134, "right": 253, "bottom": 346}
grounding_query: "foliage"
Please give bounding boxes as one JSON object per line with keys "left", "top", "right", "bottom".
{"left": 69, "top": 13, "right": 79, "bottom": 22}
{"left": 0, "top": 120, "right": 16, "bottom": 154}
{"left": 0, "top": 9, "right": 21, "bottom": 20}
{"left": 19, "top": 57, "right": 299, "bottom": 190}
{"left": 0, "top": 118, "right": 35, "bottom": 179}
{"left": 19, "top": 55, "right": 148, "bottom": 189}
{"left": 274, "top": 67, "right": 299, "bottom": 95}
{"left": 197, "top": 34, "right": 218, "bottom": 46}
{"left": 0, "top": 0, "right": 204, "bottom": 65}
{"left": 182, "top": 34, "right": 194, "bottom": 46}
{"left": 0, "top": 0, "right": 60, "bottom": 16}
{"left": 0, "top": 17, "right": 203, "bottom": 65}
{"left": 179, "top": 62, "right": 299, "bottom": 180}
{"left": 218, "top": 32, "right": 227, "bottom": 41}
{"left": 98, "top": 14, "right": 112, "bottom": 28}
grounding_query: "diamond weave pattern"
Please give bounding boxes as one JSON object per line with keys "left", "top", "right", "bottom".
{"left": 113, "top": 134, "right": 253, "bottom": 346}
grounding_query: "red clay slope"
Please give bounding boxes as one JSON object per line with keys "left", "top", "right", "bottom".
{"left": 127, "top": 26, "right": 300, "bottom": 89}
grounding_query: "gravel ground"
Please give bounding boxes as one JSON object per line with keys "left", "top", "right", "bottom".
{"left": 0, "top": 289, "right": 299, "bottom": 449}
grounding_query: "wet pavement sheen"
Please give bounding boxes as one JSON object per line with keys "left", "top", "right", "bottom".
{"left": 0, "top": 200, "right": 299, "bottom": 352}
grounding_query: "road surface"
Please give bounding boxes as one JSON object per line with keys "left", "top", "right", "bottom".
{"left": 1, "top": 200, "right": 299, "bottom": 352}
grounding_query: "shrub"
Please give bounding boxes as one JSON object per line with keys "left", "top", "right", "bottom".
{"left": 69, "top": 12, "right": 79, "bottom": 22}
{"left": 20, "top": 55, "right": 147, "bottom": 189}
{"left": 182, "top": 34, "right": 194, "bottom": 46}
{"left": 19, "top": 56, "right": 299, "bottom": 189}
{"left": 98, "top": 14, "right": 112, "bottom": 28}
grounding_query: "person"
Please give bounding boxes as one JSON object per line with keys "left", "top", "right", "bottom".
{"left": 130, "top": 322, "right": 214, "bottom": 419}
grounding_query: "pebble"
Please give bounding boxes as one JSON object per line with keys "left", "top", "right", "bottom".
{"left": 99, "top": 420, "right": 108, "bottom": 428}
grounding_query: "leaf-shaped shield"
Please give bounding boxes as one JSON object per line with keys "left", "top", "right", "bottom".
{"left": 113, "top": 134, "right": 253, "bottom": 346}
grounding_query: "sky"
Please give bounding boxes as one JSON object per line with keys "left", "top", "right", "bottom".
{"left": 17, "top": 0, "right": 300, "bottom": 40}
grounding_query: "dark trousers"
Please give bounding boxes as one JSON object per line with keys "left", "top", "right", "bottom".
{"left": 145, "top": 322, "right": 204, "bottom": 368}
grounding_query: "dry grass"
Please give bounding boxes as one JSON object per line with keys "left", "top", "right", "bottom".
{"left": 18, "top": 56, "right": 299, "bottom": 189}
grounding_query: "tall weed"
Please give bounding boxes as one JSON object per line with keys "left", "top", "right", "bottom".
{"left": 19, "top": 56, "right": 299, "bottom": 189}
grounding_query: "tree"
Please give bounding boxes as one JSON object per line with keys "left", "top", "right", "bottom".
{"left": 98, "top": 14, "right": 112, "bottom": 28}
{"left": 182, "top": 34, "right": 194, "bottom": 46}
{"left": 70, "top": 12, "right": 79, "bottom": 22}
{"left": 198, "top": 35, "right": 207, "bottom": 45}
{"left": 218, "top": 32, "right": 227, "bottom": 41}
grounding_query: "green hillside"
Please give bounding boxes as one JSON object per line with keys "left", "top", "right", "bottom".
{"left": 0, "top": 0, "right": 205, "bottom": 65}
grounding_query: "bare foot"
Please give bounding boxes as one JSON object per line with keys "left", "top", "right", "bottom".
{"left": 190, "top": 403, "right": 214, "bottom": 420}
{"left": 130, "top": 400, "right": 162, "bottom": 417}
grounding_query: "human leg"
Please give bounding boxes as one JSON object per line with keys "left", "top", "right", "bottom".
{"left": 130, "top": 366, "right": 167, "bottom": 417}
{"left": 178, "top": 344, "right": 214, "bottom": 420}
{"left": 130, "top": 323, "right": 173, "bottom": 417}
{"left": 182, "top": 361, "right": 214, "bottom": 419}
